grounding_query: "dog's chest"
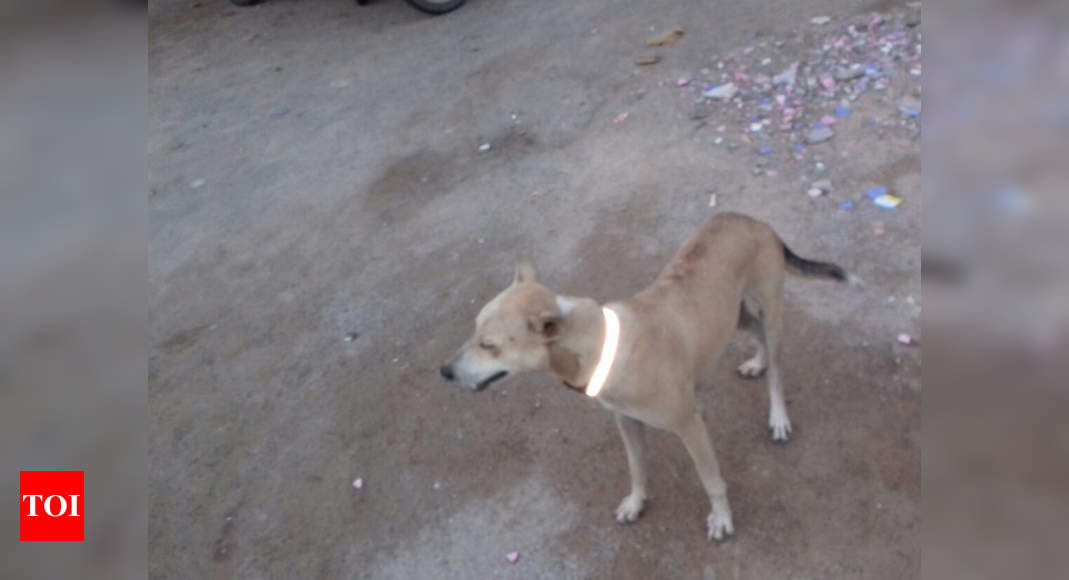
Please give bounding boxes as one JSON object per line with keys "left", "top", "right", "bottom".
{"left": 593, "top": 390, "right": 673, "bottom": 430}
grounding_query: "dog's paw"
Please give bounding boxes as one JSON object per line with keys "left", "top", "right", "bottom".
{"left": 706, "top": 508, "right": 734, "bottom": 542}
{"left": 769, "top": 411, "right": 792, "bottom": 442}
{"left": 736, "top": 357, "right": 767, "bottom": 378}
{"left": 615, "top": 493, "right": 646, "bottom": 523}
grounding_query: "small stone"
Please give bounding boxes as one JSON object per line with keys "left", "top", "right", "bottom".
{"left": 613, "top": 112, "right": 630, "bottom": 124}
{"left": 811, "top": 178, "right": 832, "bottom": 193}
{"left": 353, "top": 478, "right": 363, "bottom": 490}
{"left": 897, "top": 333, "right": 914, "bottom": 346}
{"left": 635, "top": 55, "right": 661, "bottom": 66}
{"left": 506, "top": 551, "right": 520, "bottom": 564}
{"left": 708, "top": 193, "right": 718, "bottom": 207}
{"left": 478, "top": 143, "right": 492, "bottom": 152}
{"left": 807, "top": 188, "right": 823, "bottom": 198}
{"left": 806, "top": 126, "right": 835, "bottom": 144}
{"left": 750, "top": 122, "right": 763, "bottom": 132}
{"left": 677, "top": 78, "right": 690, "bottom": 87}
{"left": 190, "top": 178, "right": 206, "bottom": 189}
{"left": 811, "top": 16, "right": 831, "bottom": 25}
{"left": 344, "top": 332, "right": 359, "bottom": 343}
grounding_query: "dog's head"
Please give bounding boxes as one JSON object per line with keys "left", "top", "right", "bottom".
{"left": 440, "top": 260, "right": 566, "bottom": 391}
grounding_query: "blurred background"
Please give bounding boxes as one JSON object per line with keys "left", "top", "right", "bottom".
{"left": 0, "top": 0, "right": 1066, "bottom": 578}
{"left": 1, "top": 1, "right": 146, "bottom": 578}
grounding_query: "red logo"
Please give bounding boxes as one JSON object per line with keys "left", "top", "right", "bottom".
{"left": 19, "top": 471, "right": 84, "bottom": 541}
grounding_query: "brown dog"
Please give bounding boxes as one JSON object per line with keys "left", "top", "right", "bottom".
{"left": 440, "top": 212, "right": 851, "bottom": 540}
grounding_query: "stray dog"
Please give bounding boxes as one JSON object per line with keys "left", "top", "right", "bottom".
{"left": 440, "top": 213, "right": 851, "bottom": 540}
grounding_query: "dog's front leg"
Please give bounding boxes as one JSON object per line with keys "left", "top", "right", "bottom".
{"left": 677, "top": 412, "right": 734, "bottom": 541}
{"left": 614, "top": 413, "right": 647, "bottom": 523}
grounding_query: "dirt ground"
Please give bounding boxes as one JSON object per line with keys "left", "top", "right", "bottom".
{"left": 149, "top": 0, "right": 920, "bottom": 578}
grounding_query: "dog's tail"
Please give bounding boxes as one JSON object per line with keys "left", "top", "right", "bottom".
{"left": 782, "top": 242, "right": 861, "bottom": 286}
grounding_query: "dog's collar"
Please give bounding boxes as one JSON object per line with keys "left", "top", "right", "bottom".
{"left": 576, "top": 307, "right": 619, "bottom": 398}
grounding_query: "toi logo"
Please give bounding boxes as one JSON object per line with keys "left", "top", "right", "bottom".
{"left": 20, "top": 471, "right": 84, "bottom": 542}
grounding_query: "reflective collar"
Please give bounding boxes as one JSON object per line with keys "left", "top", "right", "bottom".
{"left": 585, "top": 307, "right": 620, "bottom": 398}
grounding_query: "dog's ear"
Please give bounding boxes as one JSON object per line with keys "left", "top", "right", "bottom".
{"left": 514, "top": 259, "right": 539, "bottom": 284}
{"left": 528, "top": 311, "right": 561, "bottom": 340}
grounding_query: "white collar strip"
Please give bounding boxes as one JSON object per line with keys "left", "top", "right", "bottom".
{"left": 585, "top": 307, "right": 620, "bottom": 397}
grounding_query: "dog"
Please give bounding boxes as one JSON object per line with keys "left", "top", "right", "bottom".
{"left": 440, "top": 212, "right": 851, "bottom": 540}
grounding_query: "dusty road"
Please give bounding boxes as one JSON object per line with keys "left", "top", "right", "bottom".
{"left": 150, "top": 0, "right": 920, "bottom": 577}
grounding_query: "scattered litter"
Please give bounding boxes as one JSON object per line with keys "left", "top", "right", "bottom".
{"left": 353, "top": 478, "right": 363, "bottom": 490}
{"left": 757, "top": 145, "right": 774, "bottom": 155}
{"left": 646, "top": 27, "right": 685, "bottom": 47}
{"left": 807, "top": 188, "right": 824, "bottom": 199}
{"left": 708, "top": 193, "right": 718, "bottom": 207}
{"left": 635, "top": 55, "right": 661, "bottom": 66}
{"left": 898, "top": 96, "right": 922, "bottom": 117}
{"left": 344, "top": 332, "right": 359, "bottom": 343}
{"left": 714, "top": 136, "right": 724, "bottom": 144}
{"left": 811, "top": 178, "right": 832, "bottom": 193}
{"left": 190, "top": 178, "right": 206, "bottom": 189}
{"left": 835, "top": 106, "right": 852, "bottom": 118}
{"left": 677, "top": 78, "right": 690, "bottom": 87}
{"left": 811, "top": 16, "right": 831, "bottom": 25}
{"left": 702, "top": 82, "right": 738, "bottom": 100}
{"left": 613, "top": 112, "right": 630, "bottom": 124}
{"left": 773, "top": 63, "right": 798, "bottom": 86}
{"left": 838, "top": 201, "right": 854, "bottom": 211}
{"left": 760, "top": 57, "right": 772, "bottom": 67}
{"left": 865, "top": 186, "right": 888, "bottom": 199}
{"left": 506, "top": 551, "right": 520, "bottom": 564}
{"left": 897, "top": 333, "right": 915, "bottom": 346}
{"left": 478, "top": 143, "right": 492, "bottom": 153}
{"left": 806, "top": 125, "right": 835, "bottom": 144}
{"left": 750, "top": 122, "right": 763, "bottom": 132}
{"left": 874, "top": 194, "right": 902, "bottom": 209}
{"left": 833, "top": 64, "right": 865, "bottom": 81}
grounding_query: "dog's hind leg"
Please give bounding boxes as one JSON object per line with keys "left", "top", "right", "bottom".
{"left": 614, "top": 414, "right": 648, "bottom": 523}
{"left": 735, "top": 297, "right": 767, "bottom": 378}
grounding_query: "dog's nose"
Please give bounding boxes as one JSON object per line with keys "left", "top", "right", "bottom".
{"left": 439, "top": 365, "right": 455, "bottom": 381}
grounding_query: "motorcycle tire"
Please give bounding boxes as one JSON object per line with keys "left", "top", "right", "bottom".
{"left": 403, "top": 0, "right": 466, "bottom": 15}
